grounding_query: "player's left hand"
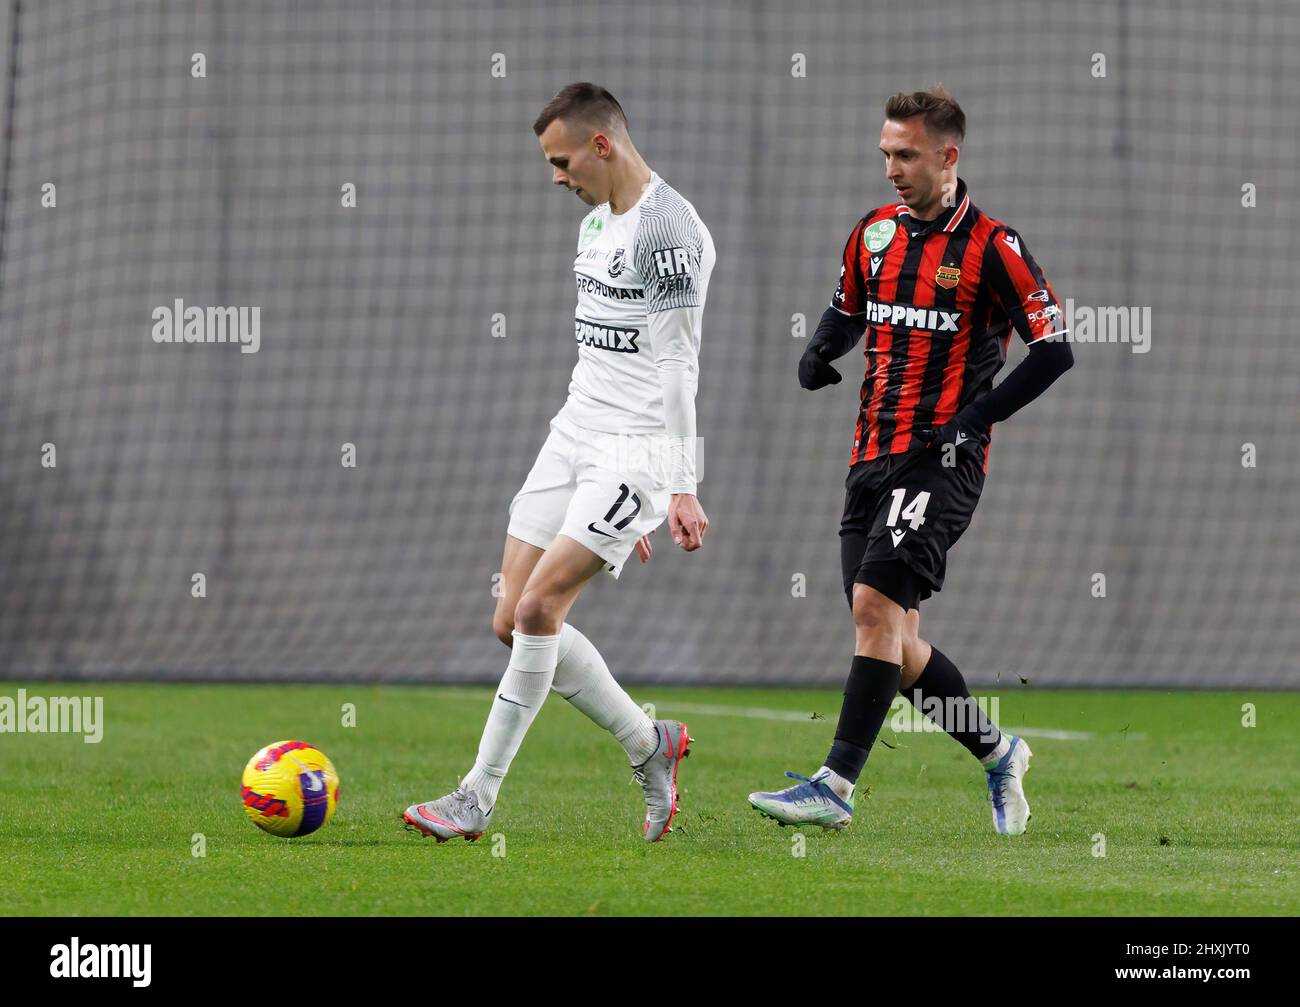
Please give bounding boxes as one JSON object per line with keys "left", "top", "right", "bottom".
{"left": 635, "top": 532, "right": 655, "bottom": 563}
{"left": 798, "top": 342, "right": 844, "bottom": 390}
{"left": 668, "top": 494, "right": 709, "bottom": 552}
{"left": 917, "top": 412, "right": 989, "bottom": 453}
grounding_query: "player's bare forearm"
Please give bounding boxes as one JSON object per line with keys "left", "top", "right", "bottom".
{"left": 669, "top": 493, "right": 708, "bottom": 552}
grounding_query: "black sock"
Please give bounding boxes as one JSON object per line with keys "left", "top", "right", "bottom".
{"left": 904, "top": 646, "right": 1001, "bottom": 760}
{"left": 824, "top": 655, "right": 902, "bottom": 783}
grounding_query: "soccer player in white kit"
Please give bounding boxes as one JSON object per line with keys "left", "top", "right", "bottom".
{"left": 403, "top": 83, "right": 715, "bottom": 843}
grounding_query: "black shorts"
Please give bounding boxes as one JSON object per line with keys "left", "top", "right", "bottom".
{"left": 840, "top": 443, "right": 986, "bottom": 610}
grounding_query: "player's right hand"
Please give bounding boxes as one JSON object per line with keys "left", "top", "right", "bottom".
{"left": 669, "top": 494, "right": 708, "bottom": 552}
{"left": 798, "top": 343, "right": 843, "bottom": 390}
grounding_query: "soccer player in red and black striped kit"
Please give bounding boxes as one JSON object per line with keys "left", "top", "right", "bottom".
{"left": 749, "top": 86, "right": 1073, "bottom": 836}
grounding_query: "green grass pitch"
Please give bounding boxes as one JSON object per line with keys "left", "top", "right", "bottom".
{"left": 1, "top": 683, "right": 1296, "bottom": 916}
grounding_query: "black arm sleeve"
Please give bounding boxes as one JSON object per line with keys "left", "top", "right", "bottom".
{"left": 810, "top": 306, "right": 865, "bottom": 361}
{"left": 962, "top": 339, "right": 1074, "bottom": 427}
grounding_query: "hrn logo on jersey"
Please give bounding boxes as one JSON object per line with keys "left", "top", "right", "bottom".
{"left": 652, "top": 246, "right": 694, "bottom": 277}
{"left": 652, "top": 246, "right": 697, "bottom": 299}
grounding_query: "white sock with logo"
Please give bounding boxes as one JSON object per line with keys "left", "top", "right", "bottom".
{"left": 979, "top": 735, "right": 1011, "bottom": 767}
{"left": 460, "top": 630, "right": 559, "bottom": 812}
{"left": 553, "top": 623, "right": 659, "bottom": 765}
{"left": 813, "top": 765, "right": 855, "bottom": 801}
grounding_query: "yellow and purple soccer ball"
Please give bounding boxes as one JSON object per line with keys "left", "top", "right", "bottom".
{"left": 240, "top": 740, "right": 340, "bottom": 838}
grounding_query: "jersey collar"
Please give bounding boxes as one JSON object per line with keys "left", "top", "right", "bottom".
{"left": 895, "top": 176, "right": 973, "bottom": 237}
{"left": 611, "top": 169, "right": 660, "bottom": 217}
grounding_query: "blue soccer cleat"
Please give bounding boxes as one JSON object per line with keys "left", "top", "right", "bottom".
{"left": 748, "top": 770, "right": 855, "bottom": 830}
{"left": 985, "top": 735, "right": 1033, "bottom": 835}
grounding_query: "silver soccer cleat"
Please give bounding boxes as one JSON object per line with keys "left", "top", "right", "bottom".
{"left": 402, "top": 787, "right": 492, "bottom": 843}
{"left": 632, "top": 719, "right": 692, "bottom": 842}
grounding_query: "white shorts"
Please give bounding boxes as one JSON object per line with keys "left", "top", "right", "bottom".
{"left": 507, "top": 414, "right": 672, "bottom": 579}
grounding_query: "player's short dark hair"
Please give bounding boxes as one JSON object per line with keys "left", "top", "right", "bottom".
{"left": 533, "top": 82, "right": 629, "bottom": 137}
{"left": 884, "top": 85, "right": 966, "bottom": 143}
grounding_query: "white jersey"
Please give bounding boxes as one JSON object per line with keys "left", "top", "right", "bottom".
{"left": 557, "top": 171, "right": 715, "bottom": 435}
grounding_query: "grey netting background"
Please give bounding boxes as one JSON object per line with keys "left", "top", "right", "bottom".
{"left": 0, "top": 1, "right": 1295, "bottom": 686}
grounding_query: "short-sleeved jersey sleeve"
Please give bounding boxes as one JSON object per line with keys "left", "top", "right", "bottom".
{"left": 982, "top": 226, "right": 1068, "bottom": 346}
{"left": 830, "top": 218, "right": 868, "bottom": 317}
{"left": 634, "top": 203, "right": 705, "bottom": 314}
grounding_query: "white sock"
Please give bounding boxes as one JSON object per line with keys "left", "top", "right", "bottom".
{"left": 460, "top": 630, "right": 559, "bottom": 811}
{"left": 814, "top": 765, "right": 855, "bottom": 801}
{"left": 979, "top": 735, "right": 1011, "bottom": 767}
{"left": 553, "top": 622, "right": 659, "bottom": 765}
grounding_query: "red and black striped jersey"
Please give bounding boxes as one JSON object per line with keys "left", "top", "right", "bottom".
{"left": 831, "top": 176, "right": 1067, "bottom": 467}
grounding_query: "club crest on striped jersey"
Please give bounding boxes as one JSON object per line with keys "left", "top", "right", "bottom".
{"left": 935, "top": 264, "right": 961, "bottom": 289}
{"left": 863, "top": 219, "right": 897, "bottom": 254}
{"left": 607, "top": 247, "right": 627, "bottom": 278}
